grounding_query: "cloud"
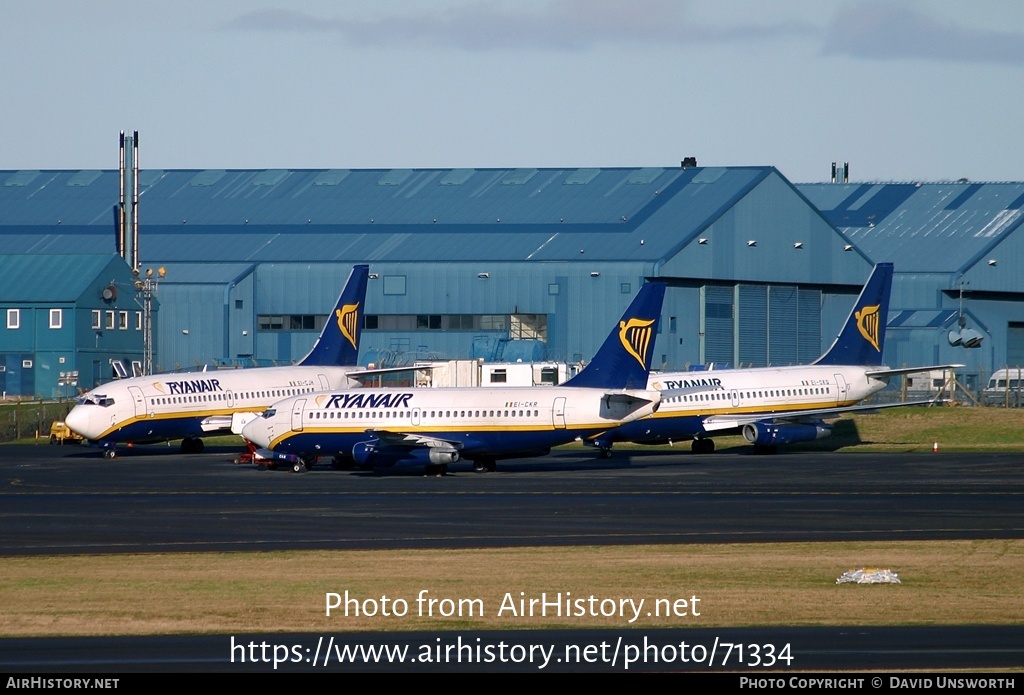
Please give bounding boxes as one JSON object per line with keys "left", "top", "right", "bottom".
{"left": 823, "top": 1, "right": 1024, "bottom": 65}
{"left": 221, "top": 1, "right": 816, "bottom": 52}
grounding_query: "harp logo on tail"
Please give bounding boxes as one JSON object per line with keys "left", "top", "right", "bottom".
{"left": 855, "top": 304, "right": 882, "bottom": 352}
{"left": 336, "top": 303, "right": 360, "bottom": 350}
{"left": 619, "top": 318, "right": 656, "bottom": 368}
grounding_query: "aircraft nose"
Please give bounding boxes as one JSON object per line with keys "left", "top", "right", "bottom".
{"left": 241, "top": 418, "right": 271, "bottom": 448}
{"left": 64, "top": 406, "right": 94, "bottom": 439}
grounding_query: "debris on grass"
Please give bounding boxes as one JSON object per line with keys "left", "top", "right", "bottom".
{"left": 836, "top": 568, "right": 901, "bottom": 584}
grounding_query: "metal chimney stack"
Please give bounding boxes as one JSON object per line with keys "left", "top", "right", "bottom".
{"left": 118, "top": 130, "right": 140, "bottom": 273}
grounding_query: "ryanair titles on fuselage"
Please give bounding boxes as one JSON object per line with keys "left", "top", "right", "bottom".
{"left": 162, "top": 378, "right": 224, "bottom": 395}
{"left": 322, "top": 392, "right": 415, "bottom": 409}
{"left": 316, "top": 393, "right": 541, "bottom": 411}
{"left": 657, "top": 377, "right": 723, "bottom": 391}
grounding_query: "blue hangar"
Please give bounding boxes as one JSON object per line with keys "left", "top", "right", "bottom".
{"left": 1, "top": 163, "right": 1022, "bottom": 397}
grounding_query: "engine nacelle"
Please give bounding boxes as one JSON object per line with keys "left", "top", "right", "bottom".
{"left": 352, "top": 441, "right": 460, "bottom": 469}
{"left": 741, "top": 423, "right": 831, "bottom": 447}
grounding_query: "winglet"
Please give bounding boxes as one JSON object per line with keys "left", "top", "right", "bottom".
{"left": 298, "top": 264, "right": 369, "bottom": 367}
{"left": 564, "top": 282, "right": 666, "bottom": 389}
{"left": 814, "top": 263, "right": 892, "bottom": 367}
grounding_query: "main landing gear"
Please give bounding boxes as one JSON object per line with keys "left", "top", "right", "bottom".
{"left": 471, "top": 459, "right": 497, "bottom": 473}
{"left": 180, "top": 437, "right": 204, "bottom": 454}
{"left": 690, "top": 438, "right": 715, "bottom": 454}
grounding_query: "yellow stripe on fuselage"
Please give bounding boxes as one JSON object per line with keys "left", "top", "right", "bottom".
{"left": 92, "top": 406, "right": 244, "bottom": 441}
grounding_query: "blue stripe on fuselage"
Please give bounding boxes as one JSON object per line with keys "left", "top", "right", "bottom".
{"left": 270, "top": 426, "right": 603, "bottom": 459}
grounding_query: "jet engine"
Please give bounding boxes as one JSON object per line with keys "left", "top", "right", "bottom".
{"left": 741, "top": 423, "right": 831, "bottom": 447}
{"left": 352, "top": 440, "right": 460, "bottom": 470}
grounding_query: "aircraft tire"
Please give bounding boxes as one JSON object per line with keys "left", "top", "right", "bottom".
{"left": 331, "top": 456, "right": 353, "bottom": 470}
{"left": 103, "top": 449, "right": 116, "bottom": 459}
{"left": 691, "top": 438, "right": 715, "bottom": 454}
{"left": 180, "top": 438, "right": 204, "bottom": 454}
{"left": 291, "top": 461, "right": 306, "bottom": 473}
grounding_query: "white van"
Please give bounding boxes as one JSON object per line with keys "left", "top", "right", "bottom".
{"left": 983, "top": 368, "right": 1024, "bottom": 405}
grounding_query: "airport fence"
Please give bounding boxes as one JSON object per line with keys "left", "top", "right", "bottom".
{"left": 0, "top": 399, "right": 74, "bottom": 443}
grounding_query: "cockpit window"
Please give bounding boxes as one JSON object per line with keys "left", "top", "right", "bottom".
{"left": 262, "top": 408, "right": 276, "bottom": 419}
{"left": 77, "top": 394, "right": 115, "bottom": 407}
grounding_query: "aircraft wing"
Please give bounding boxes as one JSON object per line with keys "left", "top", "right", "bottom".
{"left": 368, "top": 429, "right": 464, "bottom": 451}
{"left": 700, "top": 398, "right": 942, "bottom": 432}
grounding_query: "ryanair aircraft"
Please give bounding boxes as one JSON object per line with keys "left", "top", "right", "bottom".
{"left": 594, "top": 263, "right": 959, "bottom": 455}
{"left": 241, "top": 282, "right": 667, "bottom": 474}
{"left": 66, "top": 265, "right": 371, "bottom": 458}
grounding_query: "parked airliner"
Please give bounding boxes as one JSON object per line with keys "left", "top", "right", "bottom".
{"left": 241, "top": 282, "right": 667, "bottom": 474}
{"left": 66, "top": 265, "right": 371, "bottom": 458}
{"left": 593, "top": 263, "right": 959, "bottom": 455}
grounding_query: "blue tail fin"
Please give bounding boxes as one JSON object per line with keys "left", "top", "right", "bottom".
{"left": 814, "top": 263, "right": 892, "bottom": 366}
{"left": 564, "top": 282, "right": 666, "bottom": 389}
{"left": 298, "top": 264, "right": 369, "bottom": 367}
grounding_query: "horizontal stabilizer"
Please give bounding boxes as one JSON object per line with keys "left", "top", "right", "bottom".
{"left": 345, "top": 364, "right": 445, "bottom": 379}
{"left": 230, "top": 411, "right": 263, "bottom": 436}
{"left": 865, "top": 364, "right": 965, "bottom": 379}
{"left": 199, "top": 415, "right": 233, "bottom": 433}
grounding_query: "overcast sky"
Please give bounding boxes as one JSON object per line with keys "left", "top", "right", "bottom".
{"left": 3, "top": 0, "right": 1022, "bottom": 183}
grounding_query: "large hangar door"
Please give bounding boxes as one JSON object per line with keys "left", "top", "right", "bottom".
{"left": 1007, "top": 323, "right": 1024, "bottom": 367}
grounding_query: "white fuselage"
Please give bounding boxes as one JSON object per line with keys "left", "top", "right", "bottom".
{"left": 241, "top": 385, "right": 661, "bottom": 462}
{"left": 65, "top": 365, "right": 363, "bottom": 446}
{"left": 604, "top": 364, "right": 890, "bottom": 444}
{"left": 653, "top": 364, "right": 886, "bottom": 415}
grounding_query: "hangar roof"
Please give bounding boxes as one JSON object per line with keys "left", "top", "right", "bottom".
{"left": 0, "top": 166, "right": 776, "bottom": 263}
{"left": 0, "top": 254, "right": 126, "bottom": 303}
{"left": 797, "top": 181, "right": 1024, "bottom": 274}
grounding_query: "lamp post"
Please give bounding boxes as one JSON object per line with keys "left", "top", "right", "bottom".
{"left": 133, "top": 267, "right": 165, "bottom": 376}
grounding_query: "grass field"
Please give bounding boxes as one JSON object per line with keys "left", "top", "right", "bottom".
{"left": 2, "top": 405, "right": 1022, "bottom": 639}
{"left": 603, "top": 405, "right": 1024, "bottom": 454}
{"left": 1, "top": 540, "right": 1021, "bottom": 637}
